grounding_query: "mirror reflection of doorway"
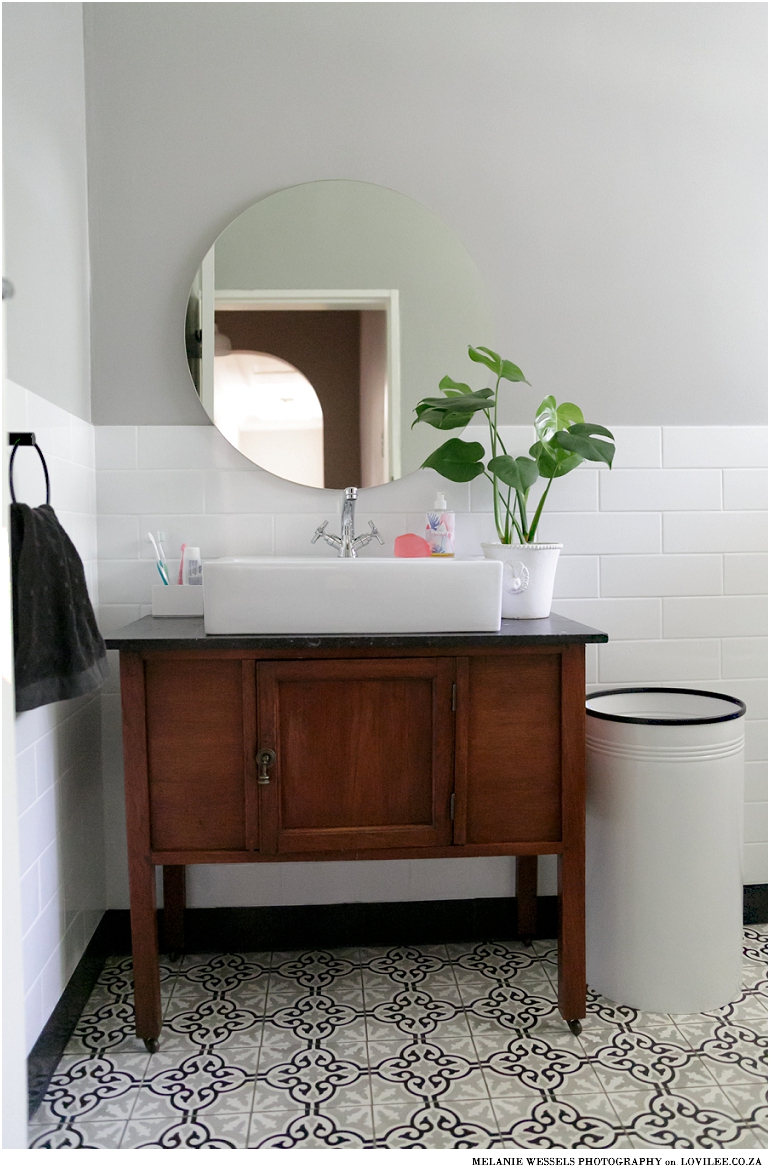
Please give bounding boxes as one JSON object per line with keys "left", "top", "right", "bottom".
{"left": 213, "top": 348, "right": 325, "bottom": 487}
{"left": 213, "top": 308, "right": 388, "bottom": 489}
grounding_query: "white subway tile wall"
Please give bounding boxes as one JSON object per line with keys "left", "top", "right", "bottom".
{"left": 94, "top": 424, "right": 767, "bottom": 909}
{"left": 7, "top": 383, "right": 106, "bottom": 1051}
{"left": 8, "top": 402, "right": 767, "bottom": 1054}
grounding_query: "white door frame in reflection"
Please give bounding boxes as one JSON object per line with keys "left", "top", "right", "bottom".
{"left": 207, "top": 286, "right": 401, "bottom": 483}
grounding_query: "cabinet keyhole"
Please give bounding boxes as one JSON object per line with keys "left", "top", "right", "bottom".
{"left": 257, "top": 748, "right": 276, "bottom": 785}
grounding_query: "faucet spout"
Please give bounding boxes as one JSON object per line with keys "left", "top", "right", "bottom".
{"left": 340, "top": 487, "right": 358, "bottom": 558}
{"left": 310, "top": 486, "right": 383, "bottom": 557}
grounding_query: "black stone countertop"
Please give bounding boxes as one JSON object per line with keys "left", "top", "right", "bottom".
{"left": 104, "top": 614, "right": 608, "bottom": 651}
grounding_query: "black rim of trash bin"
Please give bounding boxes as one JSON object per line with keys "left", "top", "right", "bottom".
{"left": 586, "top": 686, "right": 746, "bottom": 726}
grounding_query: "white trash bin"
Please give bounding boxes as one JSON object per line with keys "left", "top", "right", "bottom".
{"left": 586, "top": 687, "right": 745, "bottom": 1014}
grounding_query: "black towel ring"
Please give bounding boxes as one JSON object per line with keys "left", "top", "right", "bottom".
{"left": 9, "top": 435, "right": 51, "bottom": 506}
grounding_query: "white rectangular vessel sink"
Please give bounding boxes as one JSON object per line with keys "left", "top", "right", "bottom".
{"left": 203, "top": 557, "right": 503, "bottom": 635}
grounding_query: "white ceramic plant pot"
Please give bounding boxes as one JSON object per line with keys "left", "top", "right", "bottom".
{"left": 480, "top": 543, "right": 562, "bottom": 619}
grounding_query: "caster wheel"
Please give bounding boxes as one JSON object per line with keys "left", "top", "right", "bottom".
{"left": 567, "top": 1020, "right": 582, "bottom": 1037}
{"left": 520, "top": 937, "right": 533, "bottom": 949}
{"left": 144, "top": 1038, "right": 160, "bottom": 1053}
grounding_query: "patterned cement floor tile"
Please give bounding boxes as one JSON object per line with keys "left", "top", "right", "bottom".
{"left": 29, "top": 1119, "right": 128, "bottom": 1148}
{"left": 719, "top": 1080, "right": 768, "bottom": 1131}
{"left": 715, "top": 1126, "right": 769, "bottom": 1149}
{"left": 161, "top": 995, "right": 266, "bottom": 1049}
{"left": 369, "top": 1039, "right": 484, "bottom": 1104}
{"left": 120, "top": 1113, "right": 251, "bottom": 1148}
{"left": 582, "top": 1026, "right": 723, "bottom": 1094}
{"left": 373, "top": 1098, "right": 500, "bottom": 1148}
{"left": 498, "top": 1091, "right": 624, "bottom": 1149}
{"left": 28, "top": 928, "right": 767, "bottom": 1149}
{"left": 480, "top": 1035, "right": 607, "bottom": 1100}
{"left": 255, "top": 1044, "right": 371, "bottom": 1115}
{"left": 368, "top": 1032, "right": 479, "bottom": 1067}
{"left": 675, "top": 1019, "right": 767, "bottom": 1087}
{"left": 251, "top": 1106, "right": 375, "bottom": 1147}
{"left": 365, "top": 1007, "right": 471, "bottom": 1043}
{"left": 130, "top": 1047, "right": 259, "bottom": 1118}
{"left": 173, "top": 953, "right": 270, "bottom": 994}
{"left": 64, "top": 1003, "right": 158, "bottom": 1055}
{"left": 487, "top": 1092, "right": 542, "bottom": 1134}
{"left": 32, "top": 1052, "right": 150, "bottom": 1125}
{"left": 609, "top": 1086, "right": 760, "bottom": 1149}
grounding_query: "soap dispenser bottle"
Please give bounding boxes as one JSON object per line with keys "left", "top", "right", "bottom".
{"left": 426, "top": 492, "right": 455, "bottom": 556}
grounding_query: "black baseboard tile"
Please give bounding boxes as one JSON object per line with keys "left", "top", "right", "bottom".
{"left": 743, "top": 883, "right": 768, "bottom": 925}
{"left": 96, "top": 894, "right": 559, "bottom": 955}
{"left": 181, "top": 895, "right": 559, "bottom": 953}
{"left": 27, "top": 914, "right": 115, "bottom": 1119}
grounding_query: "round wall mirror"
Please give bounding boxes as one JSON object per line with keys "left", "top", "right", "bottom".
{"left": 185, "top": 181, "right": 492, "bottom": 489}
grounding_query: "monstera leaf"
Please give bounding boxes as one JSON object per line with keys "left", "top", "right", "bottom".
{"left": 534, "top": 397, "right": 584, "bottom": 443}
{"left": 438, "top": 375, "right": 474, "bottom": 397}
{"left": 529, "top": 440, "right": 584, "bottom": 480}
{"left": 469, "top": 346, "right": 529, "bottom": 384}
{"left": 412, "top": 387, "right": 494, "bottom": 431}
{"left": 421, "top": 438, "right": 486, "bottom": 481}
{"left": 487, "top": 454, "right": 540, "bottom": 494}
{"left": 554, "top": 423, "right": 615, "bottom": 468}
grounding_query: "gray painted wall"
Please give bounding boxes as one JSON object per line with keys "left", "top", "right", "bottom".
{"left": 83, "top": 2, "right": 766, "bottom": 428}
{"left": 3, "top": 2, "right": 92, "bottom": 421}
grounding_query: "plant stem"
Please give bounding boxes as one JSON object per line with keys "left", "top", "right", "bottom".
{"left": 526, "top": 473, "right": 556, "bottom": 542}
{"left": 515, "top": 489, "right": 528, "bottom": 539}
{"left": 483, "top": 474, "right": 524, "bottom": 543}
{"left": 489, "top": 374, "right": 504, "bottom": 541}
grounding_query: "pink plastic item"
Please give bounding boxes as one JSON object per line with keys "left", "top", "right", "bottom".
{"left": 178, "top": 543, "right": 186, "bottom": 585}
{"left": 394, "top": 533, "right": 431, "bottom": 558}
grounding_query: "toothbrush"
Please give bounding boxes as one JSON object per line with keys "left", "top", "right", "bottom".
{"left": 155, "top": 533, "right": 170, "bottom": 584}
{"left": 178, "top": 543, "right": 186, "bottom": 585}
{"left": 148, "top": 533, "right": 169, "bottom": 585}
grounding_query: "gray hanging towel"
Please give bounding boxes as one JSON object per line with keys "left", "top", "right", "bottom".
{"left": 11, "top": 503, "right": 109, "bottom": 712}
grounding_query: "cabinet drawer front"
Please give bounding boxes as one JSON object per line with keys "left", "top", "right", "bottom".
{"left": 145, "top": 659, "right": 248, "bottom": 850}
{"left": 257, "top": 658, "right": 454, "bottom": 853}
{"left": 460, "top": 653, "right": 562, "bottom": 845}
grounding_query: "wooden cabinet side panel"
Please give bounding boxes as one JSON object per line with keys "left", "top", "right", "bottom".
{"left": 464, "top": 653, "right": 562, "bottom": 844}
{"left": 145, "top": 658, "right": 246, "bottom": 850}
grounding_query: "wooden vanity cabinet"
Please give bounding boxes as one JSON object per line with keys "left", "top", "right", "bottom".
{"left": 111, "top": 617, "right": 606, "bottom": 1049}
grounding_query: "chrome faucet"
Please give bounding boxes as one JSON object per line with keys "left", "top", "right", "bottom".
{"left": 311, "top": 486, "right": 384, "bottom": 558}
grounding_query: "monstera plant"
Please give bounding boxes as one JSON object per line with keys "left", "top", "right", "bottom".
{"left": 413, "top": 345, "right": 615, "bottom": 546}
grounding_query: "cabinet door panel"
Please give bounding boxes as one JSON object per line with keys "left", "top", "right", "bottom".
{"left": 145, "top": 659, "right": 248, "bottom": 850}
{"left": 258, "top": 659, "right": 454, "bottom": 853}
{"left": 461, "top": 653, "right": 562, "bottom": 845}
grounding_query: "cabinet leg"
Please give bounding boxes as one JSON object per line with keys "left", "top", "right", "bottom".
{"left": 162, "top": 865, "right": 186, "bottom": 959}
{"left": 516, "top": 856, "right": 538, "bottom": 943}
{"left": 128, "top": 854, "right": 162, "bottom": 1044}
{"left": 557, "top": 847, "right": 586, "bottom": 1024}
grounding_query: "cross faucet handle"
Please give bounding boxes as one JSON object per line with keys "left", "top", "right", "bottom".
{"left": 311, "top": 521, "right": 330, "bottom": 544}
{"left": 353, "top": 520, "right": 384, "bottom": 551}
